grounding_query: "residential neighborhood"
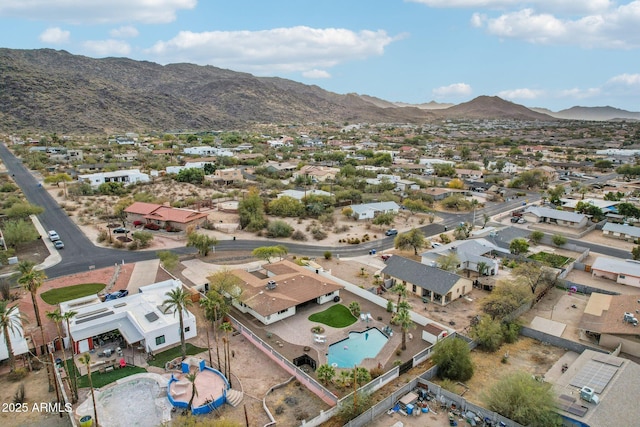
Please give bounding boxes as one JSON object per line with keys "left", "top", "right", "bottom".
{"left": 2, "top": 118, "right": 640, "bottom": 427}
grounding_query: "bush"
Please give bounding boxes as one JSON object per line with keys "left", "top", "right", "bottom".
{"left": 386, "top": 300, "right": 394, "bottom": 312}
{"left": 144, "top": 223, "right": 161, "bottom": 230}
{"left": 440, "top": 233, "right": 451, "bottom": 244}
{"left": 291, "top": 230, "right": 307, "bottom": 241}
{"left": 266, "top": 220, "right": 294, "bottom": 238}
{"left": 324, "top": 251, "right": 332, "bottom": 260}
{"left": 310, "top": 227, "right": 328, "bottom": 241}
{"left": 369, "top": 367, "right": 384, "bottom": 379}
{"left": 7, "top": 368, "right": 28, "bottom": 382}
{"left": 13, "top": 383, "right": 25, "bottom": 404}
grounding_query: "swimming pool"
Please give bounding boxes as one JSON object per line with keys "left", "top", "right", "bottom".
{"left": 327, "top": 327, "right": 388, "bottom": 368}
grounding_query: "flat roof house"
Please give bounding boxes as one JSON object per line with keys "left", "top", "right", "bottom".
{"left": 230, "top": 260, "right": 343, "bottom": 326}
{"left": 350, "top": 201, "right": 400, "bottom": 221}
{"left": 381, "top": 256, "right": 472, "bottom": 306}
{"left": 60, "top": 279, "right": 197, "bottom": 355}
{"left": 78, "top": 169, "right": 150, "bottom": 187}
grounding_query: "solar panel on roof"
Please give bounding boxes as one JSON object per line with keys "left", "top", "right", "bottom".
{"left": 76, "top": 310, "right": 114, "bottom": 325}
{"left": 145, "top": 312, "right": 159, "bottom": 322}
{"left": 570, "top": 360, "right": 618, "bottom": 394}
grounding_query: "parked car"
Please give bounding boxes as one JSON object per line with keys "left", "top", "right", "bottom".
{"left": 385, "top": 229, "right": 398, "bottom": 236}
{"left": 517, "top": 217, "right": 526, "bottom": 224}
{"left": 104, "top": 290, "right": 129, "bottom": 301}
{"left": 48, "top": 230, "right": 60, "bottom": 241}
{"left": 510, "top": 217, "right": 520, "bottom": 223}
{"left": 112, "top": 227, "right": 129, "bottom": 234}
{"left": 54, "top": 240, "right": 64, "bottom": 249}
{"left": 381, "top": 254, "right": 392, "bottom": 261}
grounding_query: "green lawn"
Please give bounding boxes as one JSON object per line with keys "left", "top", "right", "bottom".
{"left": 147, "top": 343, "right": 208, "bottom": 368}
{"left": 528, "top": 252, "right": 575, "bottom": 268}
{"left": 41, "top": 283, "right": 106, "bottom": 304}
{"left": 65, "top": 358, "right": 147, "bottom": 389}
{"left": 308, "top": 304, "right": 357, "bottom": 328}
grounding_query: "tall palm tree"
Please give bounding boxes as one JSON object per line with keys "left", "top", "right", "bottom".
{"left": 46, "top": 308, "right": 77, "bottom": 402}
{"left": 79, "top": 353, "right": 99, "bottom": 427}
{"left": 162, "top": 286, "right": 193, "bottom": 360}
{"left": 17, "top": 261, "right": 51, "bottom": 390}
{"left": 200, "top": 293, "right": 225, "bottom": 370}
{"left": 17, "top": 261, "right": 47, "bottom": 327}
{"left": 62, "top": 310, "right": 78, "bottom": 401}
{"left": 220, "top": 321, "right": 233, "bottom": 383}
{"left": 0, "top": 301, "right": 27, "bottom": 372}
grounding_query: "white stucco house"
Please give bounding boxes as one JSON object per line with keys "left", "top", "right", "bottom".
{"left": 0, "top": 307, "right": 29, "bottom": 362}
{"left": 591, "top": 258, "right": 640, "bottom": 288}
{"left": 78, "top": 169, "right": 150, "bottom": 187}
{"left": 183, "top": 146, "right": 233, "bottom": 157}
{"left": 350, "top": 201, "right": 400, "bottom": 220}
{"left": 60, "top": 279, "right": 197, "bottom": 354}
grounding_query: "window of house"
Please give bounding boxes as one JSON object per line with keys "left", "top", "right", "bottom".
{"left": 155, "top": 335, "right": 165, "bottom": 346}
{"left": 620, "top": 275, "right": 626, "bottom": 279}
{"left": 412, "top": 285, "right": 417, "bottom": 293}
{"left": 184, "top": 326, "right": 190, "bottom": 333}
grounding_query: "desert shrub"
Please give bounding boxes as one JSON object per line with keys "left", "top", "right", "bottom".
{"left": 96, "top": 229, "right": 109, "bottom": 243}
{"left": 144, "top": 223, "right": 161, "bottom": 230}
{"left": 440, "top": 233, "right": 451, "bottom": 244}
{"left": 8, "top": 368, "right": 28, "bottom": 382}
{"left": 266, "top": 220, "right": 294, "bottom": 238}
{"left": 128, "top": 241, "right": 139, "bottom": 250}
{"left": 334, "top": 224, "right": 350, "bottom": 233}
{"left": 369, "top": 366, "right": 384, "bottom": 379}
{"left": 112, "top": 240, "right": 125, "bottom": 249}
{"left": 386, "top": 301, "right": 394, "bottom": 312}
{"left": 291, "top": 230, "right": 307, "bottom": 241}
{"left": 310, "top": 226, "right": 328, "bottom": 240}
{"left": 324, "top": 251, "right": 332, "bottom": 260}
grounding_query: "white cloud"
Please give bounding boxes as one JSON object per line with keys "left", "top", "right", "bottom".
{"left": 0, "top": 0, "right": 196, "bottom": 24}
{"left": 83, "top": 39, "right": 131, "bottom": 56}
{"left": 497, "top": 88, "right": 544, "bottom": 99}
{"left": 146, "top": 26, "right": 396, "bottom": 75}
{"left": 408, "top": 1, "right": 613, "bottom": 14}
{"left": 432, "top": 83, "right": 473, "bottom": 97}
{"left": 607, "top": 73, "right": 640, "bottom": 86}
{"left": 39, "top": 27, "right": 70, "bottom": 44}
{"left": 472, "top": 2, "right": 640, "bottom": 48}
{"left": 302, "top": 69, "right": 331, "bottom": 79}
{"left": 110, "top": 26, "right": 139, "bottom": 39}
{"left": 557, "top": 87, "right": 602, "bottom": 99}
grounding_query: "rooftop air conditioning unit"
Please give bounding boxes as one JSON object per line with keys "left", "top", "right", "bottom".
{"left": 266, "top": 280, "right": 277, "bottom": 290}
{"left": 580, "top": 386, "right": 600, "bottom": 404}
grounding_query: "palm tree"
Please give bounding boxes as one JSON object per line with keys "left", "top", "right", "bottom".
{"left": 0, "top": 301, "right": 27, "bottom": 372}
{"left": 185, "top": 371, "right": 199, "bottom": 412}
{"left": 17, "top": 261, "right": 47, "bottom": 327}
{"left": 79, "top": 353, "right": 99, "bottom": 427}
{"left": 391, "top": 282, "right": 407, "bottom": 308}
{"left": 477, "top": 261, "right": 489, "bottom": 277}
{"left": 46, "top": 308, "right": 77, "bottom": 402}
{"left": 200, "top": 292, "right": 226, "bottom": 371}
{"left": 62, "top": 310, "right": 78, "bottom": 401}
{"left": 316, "top": 364, "right": 336, "bottom": 385}
{"left": 393, "top": 307, "right": 415, "bottom": 351}
{"left": 162, "top": 286, "right": 193, "bottom": 360}
{"left": 220, "top": 321, "right": 233, "bottom": 383}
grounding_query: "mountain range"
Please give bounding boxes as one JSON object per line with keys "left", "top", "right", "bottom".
{"left": 0, "top": 48, "right": 638, "bottom": 134}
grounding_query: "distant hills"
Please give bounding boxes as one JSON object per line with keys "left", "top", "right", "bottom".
{"left": 0, "top": 48, "right": 637, "bottom": 134}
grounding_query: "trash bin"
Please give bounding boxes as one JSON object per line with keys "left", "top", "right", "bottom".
{"left": 406, "top": 404, "right": 414, "bottom": 415}
{"left": 371, "top": 249, "right": 376, "bottom": 255}
{"left": 233, "top": 236, "right": 236, "bottom": 241}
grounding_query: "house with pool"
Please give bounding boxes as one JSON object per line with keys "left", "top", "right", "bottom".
{"left": 230, "top": 260, "right": 343, "bottom": 325}
{"left": 60, "top": 279, "right": 197, "bottom": 356}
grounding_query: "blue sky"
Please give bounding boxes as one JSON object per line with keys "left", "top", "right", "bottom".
{"left": 1, "top": 0, "right": 639, "bottom": 112}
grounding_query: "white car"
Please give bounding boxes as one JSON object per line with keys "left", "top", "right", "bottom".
{"left": 48, "top": 230, "right": 60, "bottom": 241}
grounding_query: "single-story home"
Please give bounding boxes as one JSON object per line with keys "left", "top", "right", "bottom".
{"left": 591, "top": 257, "right": 640, "bottom": 287}
{"left": 350, "top": 201, "right": 400, "bottom": 220}
{"left": 293, "top": 165, "right": 340, "bottom": 182}
{"left": 206, "top": 168, "right": 244, "bottom": 185}
{"left": 60, "top": 279, "right": 197, "bottom": 354}
{"left": 420, "top": 239, "right": 505, "bottom": 276}
{"left": 602, "top": 222, "right": 640, "bottom": 242}
{"left": 77, "top": 169, "right": 150, "bottom": 187}
{"left": 230, "top": 260, "right": 343, "bottom": 325}
{"left": 277, "top": 189, "right": 332, "bottom": 201}
{"left": 381, "top": 256, "right": 473, "bottom": 306}
{"left": 578, "top": 293, "right": 640, "bottom": 356}
{"left": 523, "top": 206, "right": 589, "bottom": 229}
{"left": 0, "top": 307, "right": 29, "bottom": 363}
{"left": 124, "top": 202, "right": 209, "bottom": 230}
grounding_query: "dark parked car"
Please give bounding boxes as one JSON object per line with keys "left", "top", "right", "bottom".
{"left": 104, "top": 290, "right": 129, "bottom": 301}
{"left": 381, "top": 254, "right": 392, "bottom": 261}
{"left": 112, "top": 227, "right": 129, "bottom": 234}
{"left": 510, "top": 217, "right": 520, "bottom": 223}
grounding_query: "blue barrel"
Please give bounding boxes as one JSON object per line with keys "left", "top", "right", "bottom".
{"left": 406, "top": 404, "right": 414, "bottom": 415}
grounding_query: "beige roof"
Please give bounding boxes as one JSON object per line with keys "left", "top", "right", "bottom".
{"left": 232, "top": 260, "right": 343, "bottom": 317}
{"left": 579, "top": 293, "right": 640, "bottom": 335}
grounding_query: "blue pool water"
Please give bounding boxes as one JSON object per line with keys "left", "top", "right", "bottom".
{"left": 327, "top": 327, "right": 388, "bottom": 368}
